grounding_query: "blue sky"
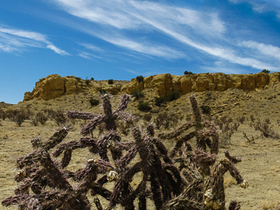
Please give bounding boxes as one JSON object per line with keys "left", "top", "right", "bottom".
{"left": 1, "top": 0, "right": 280, "bottom": 104}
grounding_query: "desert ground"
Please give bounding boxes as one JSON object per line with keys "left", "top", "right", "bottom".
{"left": 1, "top": 80, "right": 280, "bottom": 209}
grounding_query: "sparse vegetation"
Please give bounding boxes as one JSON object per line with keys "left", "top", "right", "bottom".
{"left": 200, "top": 105, "right": 211, "bottom": 115}
{"left": 53, "top": 110, "right": 67, "bottom": 126}
{"left": 130, "top": 89, "right": 144, "bottom": 100}
{"left": 15, "top": 112, "right": 25, "bottom": 127}
{"left": 154, "top": 111, "right": 181, "bottom": 130}
{"left": 97, "top": 87, "right": 107, "bottom": 94}
{"left": 253, "top": 118, "right": 280, "bottom": 139}
{"left": 166, "top": 90, "right": 180, "bottom": 102}
{"left": 184, "top": 70, "right": 193, "bottom": 75}
{"left": 36, "top": 111, "right": 48, "bottom": 125}
{"left": 89, "top": 97, "right": 100, "bottom": 107}
{"left": 108, "top": 79, "right": 114, "bottom": 84}
{"left": 155, "top": 96, "right": 165, "bottom": 106}
{"left": 137, "top": 100, "right": 152, "bottom": 111}
{"left": 0, "top": 109, "right": 6, "bottom": 120}
{"left": 136, "top": 75, "right": 144, "bottom": 83}
{"left": 262, "top": 69, "right": 270, "bottom": 74}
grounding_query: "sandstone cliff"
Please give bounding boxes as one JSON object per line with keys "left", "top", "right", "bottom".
{"left": 24, "top": 72, "right": 280, "bottom": 101}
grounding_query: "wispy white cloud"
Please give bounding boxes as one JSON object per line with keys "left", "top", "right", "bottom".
{"left": 78, "top": 51, "right": 103, "bottom": 60}
{"left": 79, "top": 43, "right": 104, "bottom": 52}
{"left": 240, "top": 41, "right": 280, "bottom": 60}
{"left": 47, "top": 44, "right": 69, "bottom": 56}
{"left": 229, "top": 0, "right": 280, "bottom": 18}
{"left": 0, "top": 26, "right": 69, "bottom": 55}
{"left": 51, "top": 0, "right": 280, "bottom": 71}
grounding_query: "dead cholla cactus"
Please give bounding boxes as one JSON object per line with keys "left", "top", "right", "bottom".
{"left": 165, "top": 149, "right": 247, "bottom": 210}
{"left": 109, "top": 124, "right": 184, "bottom": 210}
{"left": 2, "top": 94, "right": 247, "bottom": 210}
{"left": 2, "top": 95, "right": 133, "bottom": 210}
{"left": 161, "top": 94, "right": 247, "bottom": 210}
{"left": 67, "top": 94, "right": 133, "bottom": 161}
{"left": 68, "top": 94, "right": 132, "bottom": 135}
{"left": 159, "top": 94, "right": 219, "bottom": 158}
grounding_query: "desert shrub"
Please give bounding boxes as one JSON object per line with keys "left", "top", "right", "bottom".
{"left": 143, "top": 113, "right": 152, "bottom": 121}
{"left": 262, "top": 69, "right": 270, "bottom": 74}
{"left": 137, "top": 101, "right": 152, "bottom": 111}
{"left": 35, "top": 112, "right": 48, "bottom": 125}
{"left": 130, "top": 89, "right": 144, "bottom": 100}
{"left": 108, "top": 79, "right": 114, "bottom": 84}
{"left": 200, "top": 105, "right": 211, "bottom": 115}
{"left": 42, "top": 108, "right": 56, "bottom": 119}
{"left": 31, "top": 117, "right": 39, "bottom": 126}
{"left": 97, "top": 87, "right": 107, "bottom": 94}
{"left": 243, "top": 132, "right": 255, "bottom": 144}
{"left": 155, "top": 96, "right": 165, "bottom": 106}
{"left": 7, "top": 109, "right": 31, "bottom": 126}
{"left": 5, "top": 109, "right": 19, "bottom": 121}
{"left": 136, "top": 75, "right": 144, "bottom": 83}
{"left": 89, "top": 98, "right": 100, "bottom": 107}
{"left": 215, "top": 116, "right": 240, "bottom": 147}
{"left": 53, "top": 110, "right": 67, "bottom": 126}
{"left": 237, "top": 116, "right": 245, "bottom": 124}
{"left": 85, "top": 78, "right": 91, "bottom": 86}
{"left": 2, "top": 94, "right": 248, "bottom": 210}
{"left": 0, "top": 109, "right": 6, "bottom": 120}
{"left": 250, "top": 114, "right": 255, "bottom": 122}
{"left": 154, "top": 111, "right": 180, "bottom": 130}
{"left": 15, "top": 112, "right": 25, "bottom": 127}
{"left": 265, "top": 118, "right": 271, "bottom": 124}
{"left": 253, "top": 119, "right": 280, "bottom": 139}
{"left": 166, "top": 90, "right": 180, "bottom": 102}
{"left": 184, "top": 70, "right": 193, "bottom": 75}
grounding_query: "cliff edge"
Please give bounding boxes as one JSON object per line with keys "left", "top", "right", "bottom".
{"left": 23, "top": 72, "right": 280, "bottom": 101}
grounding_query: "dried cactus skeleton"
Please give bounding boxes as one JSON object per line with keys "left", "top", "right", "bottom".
{"left": 161, "top": 94, "right": 247, "bottom": 210}
{"left": 2, "top": 94, "right": 247, "bottom": 210}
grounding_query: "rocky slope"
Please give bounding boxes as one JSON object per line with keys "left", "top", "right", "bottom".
{"left": 23, "top": 72, "right": 280, "bottom": 101}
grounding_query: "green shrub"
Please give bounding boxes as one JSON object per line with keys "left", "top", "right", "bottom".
{"left": 85, "top": 78, "right": 91, "bottom": 86}
{"left": 166, "top": 91, "right": 180, "bottom": 102}
{"left": 184, "top": 71, "right": 193, "bottom": 75}
{"left": 200, "top": 105, "right": 211, "bottom": 115}
{"left": 155, "top": 96, "right": 165, "bottom": 106}
{"left": 97, "top": 88, "right": 107, "bottom": 94}
{"left": 136, "top": 75, "right": 144, "bottom": 83}
{"left": 108, "top": 79, "right": 114, "bottom": 84}
{"left": 130, "top": 89, "right": 144, "bottom": 100}
{"left": 89, "top": 98, "right": 100, "bottom": 107}
{"left": 262, "top": 69, "right": 270, "bottom": 74}
{"left": 137, "top": 101, "right": 152, "bottom": 111}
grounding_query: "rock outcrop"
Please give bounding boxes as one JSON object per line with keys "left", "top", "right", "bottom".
{"left": 24, "top": 74, "right": 85, "bottom": 101}
{"left": 24, "top": 72, "right": 280, "bottom": 101}
{"left": 121, "top": 72, "right": 279, "bottom": 97}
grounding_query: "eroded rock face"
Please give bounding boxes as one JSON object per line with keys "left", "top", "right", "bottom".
{"left": 24, "top": 74, "right": 83, "bottom": 101}
{"left": 24, "top": 72, "right": 280, "bottom": 101}
{"left": 121, "top": 72, "right": 280, "bottom": 97}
